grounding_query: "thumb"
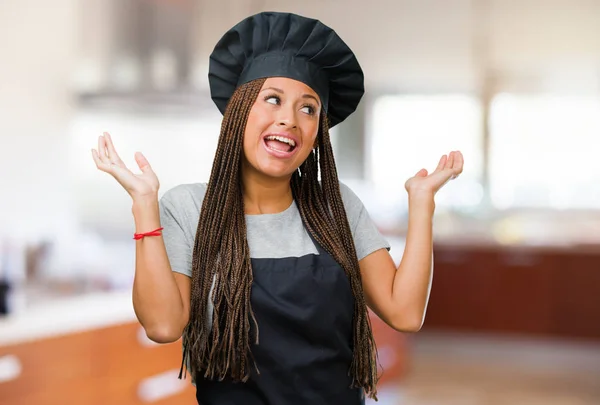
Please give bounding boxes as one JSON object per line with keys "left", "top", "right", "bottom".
{"left": 414, "top": 168, "right": 428, "bottom": 177}
{"left": 135, "top": 152, "right": 153, "bottom": 174}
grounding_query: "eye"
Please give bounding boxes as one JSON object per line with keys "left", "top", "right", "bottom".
{"left": 300, "top": 104, "right": 316, "bottom": 116}
{"left": 264, "top": 94, "right": 281, "bottom": 105}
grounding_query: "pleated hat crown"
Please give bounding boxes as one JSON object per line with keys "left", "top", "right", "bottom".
{"left": 208, "top": 11, "right": 364, "bottom": 127}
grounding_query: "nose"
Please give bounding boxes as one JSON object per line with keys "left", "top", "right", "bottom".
{"left": 276, "top": 107, "right": 297, "bottom": 129}
{"left": 277, "top": 120, "right": 296, "bottom": 129}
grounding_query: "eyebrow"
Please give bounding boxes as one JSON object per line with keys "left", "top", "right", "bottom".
{"left": 261, "top": 86, "right": 321, "bottom": 106}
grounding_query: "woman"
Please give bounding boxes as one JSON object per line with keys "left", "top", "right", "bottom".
{"left": 92, "top": 11, "right": 463, "bottom": 405}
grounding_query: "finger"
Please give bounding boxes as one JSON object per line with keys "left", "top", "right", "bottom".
{"left": 92, "top": 149, "right": 109, "bottom": 171}
{"left": 453, "top": 150, "right": 464, "bottom": 173}
{"left": 98, "top": 135, "right": 109, "bottom": 163}
{"left": 445, "top": 151, "right": 455, "bottom": 170}
{"left": 135, "top": 152, "right": 153, "bottom": 174}
{"left": 432, "top": 168, "right": 455, "bottom": 186}
{"left": 448, "top": 151, "right": 463, "bottom": 179}
{"left": 434, "top": 155, "right": 447, "bottom": 173}
{"left": 104, "top": 132, "right": 124, "bottom": 165}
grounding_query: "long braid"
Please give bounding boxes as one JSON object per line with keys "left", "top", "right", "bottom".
{"left": 292, "top": 114, "right": 380, "bottom": 399}
{"left": 183, "top": 78, "right": 265, "bottom": 383}
{"left": 181, "top": 79, "right": 379, "bottom": 399}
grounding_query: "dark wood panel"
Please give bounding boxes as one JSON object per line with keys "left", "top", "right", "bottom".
{"left": 484, "top": 248, "right": 556, "bottom": 335}
{"left": 426, "top": 248, "right": 499, "bottom": 331}
{"left": 551, "top": 251, "right": 600, "bottom": 339}
{"left": 424, "top": 243, "right": 600, "bottom": 340}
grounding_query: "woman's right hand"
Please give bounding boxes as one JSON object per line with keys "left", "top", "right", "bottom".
{"left": 92, "top": 132, "right": 160, "bottom": 201}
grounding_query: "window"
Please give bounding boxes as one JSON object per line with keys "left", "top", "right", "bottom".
{"left": 368, "top": 94, "right": 484, "bottom": 212}
{"left": 68, "top": 109, "right": 223, "bottom": 230}
{"left": 489, "top": 94, "right": 600, "bottom": 209}
{"left": 70, "top": 110, "right": 223, "bottom": 192}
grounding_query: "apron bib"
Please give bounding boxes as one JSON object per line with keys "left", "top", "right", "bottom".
{"left": 195, "top": 232, "right": 363, "bottom": 405}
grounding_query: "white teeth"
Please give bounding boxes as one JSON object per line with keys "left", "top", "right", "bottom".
{"left": 266, "top": 135, "right": 296, "bottom": 147}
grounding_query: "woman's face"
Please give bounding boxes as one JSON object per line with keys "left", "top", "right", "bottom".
{"left": 242, "top": 77, "right": 321, "bottom": 180}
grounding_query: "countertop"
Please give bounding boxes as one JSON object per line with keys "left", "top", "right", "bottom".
{"left": 0, "top": 290, "right": 136, "bottom": 346}
{"left": 1, "top": 213, "right": 598, "bottom": 349}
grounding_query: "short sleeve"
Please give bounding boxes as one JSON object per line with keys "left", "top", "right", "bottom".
{"left": 159, "top": 184, "right": 203, "bottom": 278}
{"left": 339, "top": 182, "right": 391, "bottom": 261}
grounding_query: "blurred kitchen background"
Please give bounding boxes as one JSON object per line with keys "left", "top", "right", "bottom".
{"left": 1, "top": 0, "right": 599, "bottom": 404}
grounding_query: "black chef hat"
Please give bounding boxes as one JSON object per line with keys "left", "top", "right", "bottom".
{"left": 208, "top": 11, "right": 364, "bottom": 127}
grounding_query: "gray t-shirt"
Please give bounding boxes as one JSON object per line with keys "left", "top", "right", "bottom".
{"left": 158, "top": 182, "right": 390, "bottom": 277}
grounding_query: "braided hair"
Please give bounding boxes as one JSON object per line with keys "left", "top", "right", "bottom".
{"left": 181, "top": 77, "right": 379, "bottom": 399}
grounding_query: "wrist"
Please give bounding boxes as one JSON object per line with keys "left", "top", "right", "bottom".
{"left": 132, "top": 194, "right": 159, "bottom": 210}
{"left": 408, "top": 191, "right": 435, "bottom": 214}
{"left": 132, "top": 197, "right": 161, "bottom": 232}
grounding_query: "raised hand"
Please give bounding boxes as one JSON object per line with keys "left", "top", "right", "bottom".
{"left": 92, "top": 132, "right": 160, "bottom": 201}
{"left": 404, "top": 151, "right": 464, "bottom": 197}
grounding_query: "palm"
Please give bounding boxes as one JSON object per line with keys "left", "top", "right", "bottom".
{"left": 405, "top": 151, "right": 464, "bottom": 195}
{"left": 92, "top": 132, "right": 160, "bottom": 199}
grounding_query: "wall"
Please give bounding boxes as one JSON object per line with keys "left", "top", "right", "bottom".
{"left": 0, "top": 1, "right": 80, "bottom": 243}
{"left": 2, "top": 0, "right": 600, "bottom": 244}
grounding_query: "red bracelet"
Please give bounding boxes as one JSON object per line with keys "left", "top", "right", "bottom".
{"left": 133, "top": 227, "right": 164, "bottom": 240}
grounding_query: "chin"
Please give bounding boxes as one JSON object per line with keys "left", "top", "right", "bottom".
{"left": 250, "top": 150, "right": 300, "bottom": 179}
{"left": 243, "top": 147, "right": 308, "bottom": 180}
{"left": 258, "top": 163, "right": 296, "bottom": 179}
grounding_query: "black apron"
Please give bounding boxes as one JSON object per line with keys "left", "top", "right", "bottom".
{"left": 195, "top": 232, "right": 364, "bottom": 405}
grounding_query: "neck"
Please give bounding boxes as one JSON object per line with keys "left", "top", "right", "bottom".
{"left": 241, "top": 163, "right": 293, "bottom": 215}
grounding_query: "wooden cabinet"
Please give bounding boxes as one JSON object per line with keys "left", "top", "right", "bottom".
{"left": 0, "top": 329, "right": 97, "bottom": 405}
{"left": 487, "top": 249, "right": 557, "bottom": 334}
{"left": 369, "top": 311, "right": 409, "bottom": 386}
{"left": 423, "top": 248, "right": 498, "bottom": 331}
{"left": 0, "top": 322, "right": 196, "bottom": 405}
{"left": 1, "top": 319, "right": 408, "bottom": 404}
{"left": 550, "top": 251, "right": 600, "bottom": 338}
{"left": 424, "top": 243, "right": 600, "bottom": 340}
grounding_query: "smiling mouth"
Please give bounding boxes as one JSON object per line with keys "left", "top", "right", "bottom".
{"left": 264, "top": 135, "right": 297, "bottom": 153}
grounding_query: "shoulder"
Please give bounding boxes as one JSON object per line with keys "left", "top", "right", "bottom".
{"left": 159, "top": 183, "right": 207, "bottom": 227}
{"left": 160, "top": 182, "right": 207, "bottom": 209}
{"left": 335, "top": 181, "right": 391, "bottom": 259}
{"left": 159, "top": 183, "right": 208, "bottom": 248}
{"left": 337, "top": 181, "right": 365, "bottom": 212}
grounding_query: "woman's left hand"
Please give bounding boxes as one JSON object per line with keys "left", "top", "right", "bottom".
{"left": 404, "top": 150, "right": 464, "bottom": 197}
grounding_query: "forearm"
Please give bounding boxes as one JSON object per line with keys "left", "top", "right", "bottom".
{"left": 391, "top": 193, "right": 435, "bottom": 328}
{"left": 132, "top": 198, "right": 187, "bottom": 342}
